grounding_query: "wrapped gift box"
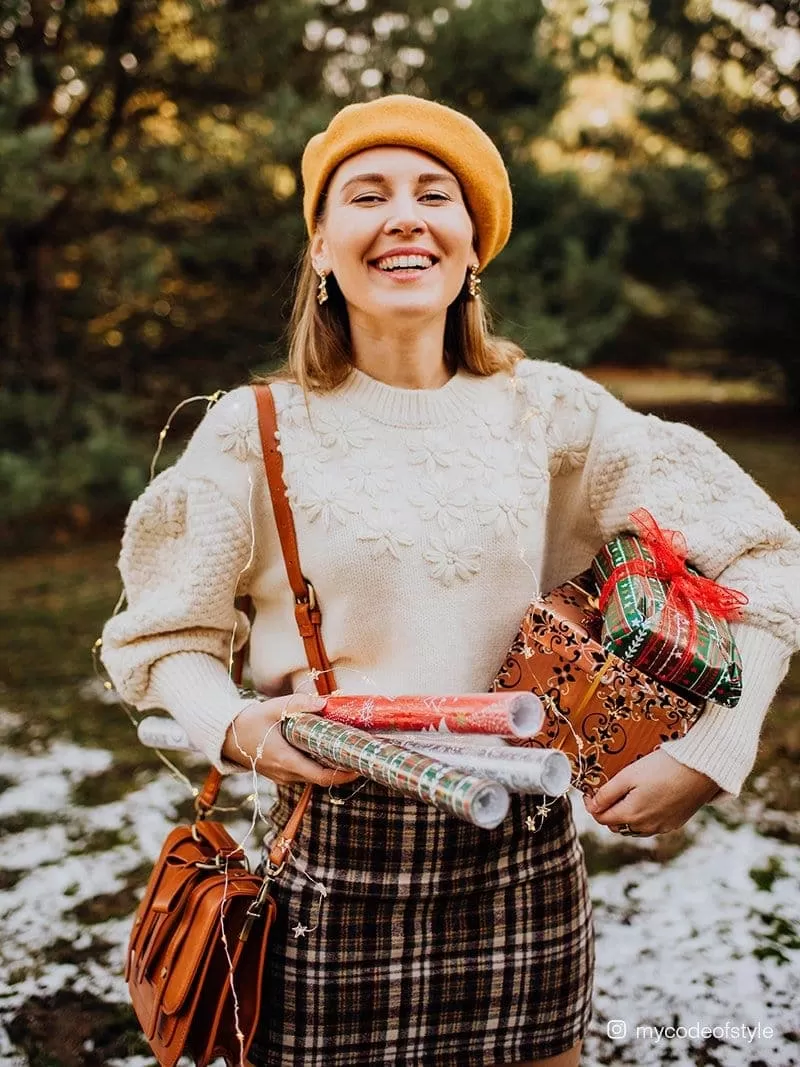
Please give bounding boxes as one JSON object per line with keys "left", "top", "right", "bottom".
{"left": 591, "top": 533, "right": 742, "bottom": 708}
{"left": 493, "top": 574, "right": 702, "bottom": 796}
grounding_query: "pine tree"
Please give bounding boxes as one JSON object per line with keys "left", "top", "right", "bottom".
{"left": 589, "top": 0, "right": 799, "bottom": 404}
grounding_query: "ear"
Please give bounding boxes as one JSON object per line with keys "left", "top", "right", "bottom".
{"left": 310, "top": 231, "right": 330, "bottom": 275}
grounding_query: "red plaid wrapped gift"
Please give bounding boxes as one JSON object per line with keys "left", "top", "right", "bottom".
{"left": 591, "top": 509, "right": 747, "bottom": 708}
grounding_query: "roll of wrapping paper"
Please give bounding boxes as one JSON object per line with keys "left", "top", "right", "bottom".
{"left": 137, "top": 716, "right": 194, "bottom": 751}
{"left": 320, "top": 692, "right": 544, "bottom": 737}
{"left": 382, "top": 735, "right": 572, "bottom": 796}
{"left": 281, "top": 714, "right": 510, "bottom": 830}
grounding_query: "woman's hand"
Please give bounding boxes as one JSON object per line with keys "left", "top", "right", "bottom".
{"left": 222, "top": 695, "right": 360, "bottom": 787}
{"left": 584, "top": 749, "right": 721, "bottom": 836}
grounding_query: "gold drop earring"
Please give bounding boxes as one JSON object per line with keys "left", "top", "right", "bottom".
{"left": 317, "top": 271, "right": 329, "bottom": 305}
{"left": 467, "top": 265, "right": 481, "bottom": 299}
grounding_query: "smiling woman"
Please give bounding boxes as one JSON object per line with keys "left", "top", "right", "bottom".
{"left": 100, "top": 94, "right": 800, "bottom": 1067}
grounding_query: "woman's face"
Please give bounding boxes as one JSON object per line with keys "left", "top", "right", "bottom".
{"left": 311, "top": 146, "right": 478, "bottom": 325}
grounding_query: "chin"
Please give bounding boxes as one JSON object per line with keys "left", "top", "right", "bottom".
{"left": 366, "top": 289, "right": 453, "bottom": 319}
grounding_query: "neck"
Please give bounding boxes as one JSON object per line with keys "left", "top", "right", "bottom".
{"left": 348, "top": 311, "right": 451, "bottom": 389}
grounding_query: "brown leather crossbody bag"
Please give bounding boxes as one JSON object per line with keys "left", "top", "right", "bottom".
{"left": 126, "top": 384, "right": 333, "bottom": 1067}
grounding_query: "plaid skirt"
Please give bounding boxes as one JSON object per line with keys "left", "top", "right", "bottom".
{"left": 249, "top": 781, "right": 594, "bottom": 1067}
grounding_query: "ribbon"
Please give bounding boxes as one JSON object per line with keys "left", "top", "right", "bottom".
{"left": 598, "top": 508, "right": 748, "bottom": 677}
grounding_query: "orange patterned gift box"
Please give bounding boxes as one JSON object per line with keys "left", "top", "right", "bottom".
{"left": 493, "top": 573, "right": 703, "bottom": 796}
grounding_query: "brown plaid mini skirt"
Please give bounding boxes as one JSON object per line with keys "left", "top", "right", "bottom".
{"left": 249, "top": 782, "right": 594, "bottom": 1067}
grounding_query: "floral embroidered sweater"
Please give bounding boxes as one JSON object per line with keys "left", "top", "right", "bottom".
{"left": 101, "top": 359, "right": 800, "bottom": 795}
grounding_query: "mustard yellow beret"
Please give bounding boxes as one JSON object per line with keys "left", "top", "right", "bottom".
{"left": 301, "top": 95, "right": 512, "bottom": 270}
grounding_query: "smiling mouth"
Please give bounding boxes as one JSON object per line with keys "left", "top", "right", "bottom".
{"left": 372, "top": 253, "right": 438, "bottom": 274}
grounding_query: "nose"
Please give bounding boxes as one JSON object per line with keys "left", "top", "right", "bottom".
{"left": 383, "top": 194, "right": 426, "bottom": 237}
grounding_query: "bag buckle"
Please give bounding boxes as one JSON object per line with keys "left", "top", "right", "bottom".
{"left": 296, "top": 580, "right": 316, "bottom": 610}
{"left": 194, "top": 850, "right": 251, "bottom": 873}
{"left": 238, "top": 870, "right": 278, "bottom": 942}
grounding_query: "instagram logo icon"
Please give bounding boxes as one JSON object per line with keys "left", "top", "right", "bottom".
{"left": 607, "top": 1020, "right": 628, "bottom": 1040}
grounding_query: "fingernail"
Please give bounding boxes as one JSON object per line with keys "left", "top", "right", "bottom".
{"left": 309, "top": 696, "right": 328, "bottom": 710}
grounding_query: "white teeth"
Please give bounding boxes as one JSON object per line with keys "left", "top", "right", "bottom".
{"left": 376, "top": 254, "right": 434, "bottom": 271}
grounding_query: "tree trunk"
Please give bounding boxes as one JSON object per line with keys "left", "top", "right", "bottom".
{"left": 6, "top": 224, "right": 63, "bottom": 393}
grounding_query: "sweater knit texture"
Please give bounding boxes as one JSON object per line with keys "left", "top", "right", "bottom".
{"left": 102, "top": 359, "right": 800, "bottom": 796}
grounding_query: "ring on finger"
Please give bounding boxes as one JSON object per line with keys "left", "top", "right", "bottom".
{"left": 617, "top": 822, "right": 648, "bottom": 838}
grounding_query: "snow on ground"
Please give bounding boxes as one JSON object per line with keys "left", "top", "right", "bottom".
{"left": 573, "top": 797, "right": 800, "bottom": 1065}
{"left": 0, "top": 709, "right": 798, "bottom": 1067}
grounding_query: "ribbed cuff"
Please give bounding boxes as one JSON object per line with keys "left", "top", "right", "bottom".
{"left": 146, "top": 652, "right": 260, "bottom": 773}
{"left": 661, "top": 623, "right": 792, "bottom": 795}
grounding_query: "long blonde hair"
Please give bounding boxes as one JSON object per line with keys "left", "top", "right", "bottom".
{"left": 263, "top": 216, "right": 523, "bottom": 392}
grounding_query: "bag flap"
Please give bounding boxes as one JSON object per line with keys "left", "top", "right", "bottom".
{"left": 133, "top": 825, "right": 195, "bottom": 917}
{"left": 150, "top": 852, "right": 209, "bottom": 913}
{"left": 147, "top": 823, "right": 246, "bottom": 914}
{"left": 159, "top": 873, "right": 265, "bottom": 1016}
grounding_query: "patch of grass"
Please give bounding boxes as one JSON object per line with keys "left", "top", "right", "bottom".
{"left": 752, "top": 910, "right": 800, "bottom": 966}
{"left": 753, "top": 812, "right": 800, "bottom": 847}
{"left": 581, "top": 834, "right": 644, "bottom": 875}
{"left": 43, "top": 936, "right": 113, "bottom": 966}
{"left": 66, "top": 885, "right": 140, "bottom": 925}
{"left": 68, "top": 825, "right": 135, "bottom": 854}
{"left": 700, "top": 803, "right": 744, "bottom": 831}
{"left": 0, "top": 542, "right": 145, "bottom": 760}
{"left": 7, "top": 991, "right": 149, "bottom": 1066}
{"left": 69, "top": 763, "right": 148, "bottom": 807}
{"left": 749, "top": 855, "right": 788, "bottom": 893}
{"left": 0, "top": 810, "right": 61, "bottom": 835}
{"left": 0, "top": 868, "right": 24, "bottom": 890}
{"left": 121, "top": 859, "right": 155, "bottom": 897}
{"left": 581, "top": 826, "right": 692, "bottom": 876}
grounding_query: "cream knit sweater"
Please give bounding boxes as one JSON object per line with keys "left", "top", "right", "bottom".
{"left": 102, "top": 359, "right": 800, "bottom": 795}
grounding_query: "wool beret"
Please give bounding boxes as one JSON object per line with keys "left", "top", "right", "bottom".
{"left": 301, "top": 95, "right": 512, "bottom": 270}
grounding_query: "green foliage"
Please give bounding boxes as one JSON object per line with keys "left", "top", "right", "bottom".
{"left": 595, "top": 0, "right": 799, "bottom": 397}
{"left": 1, "top": 0, "right": 795, "bottom": 535}
{"left": 489, "top": 168, "right": 627, "bottom": 363}
{"left": 0, "top": 390, "right": 149, "bottom": 526}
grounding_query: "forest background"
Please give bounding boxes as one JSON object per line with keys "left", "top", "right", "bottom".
{"left": 1, "top": 0, "right": 798, "bottom": 546}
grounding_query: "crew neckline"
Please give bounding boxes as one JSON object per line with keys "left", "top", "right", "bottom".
{"left": 333, "top": 365, "right": 498, "bottom": 427}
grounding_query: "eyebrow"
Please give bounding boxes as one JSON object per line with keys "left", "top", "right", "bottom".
{"left": 339, "top": 171, "right": 459, "bottom": 195}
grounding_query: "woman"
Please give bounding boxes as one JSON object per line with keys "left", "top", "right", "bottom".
{"left": 102, "top": 96, "right": 800, "bottom": 1067}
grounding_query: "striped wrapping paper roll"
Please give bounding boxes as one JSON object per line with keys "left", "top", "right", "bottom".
{"left": 320, "top": 692, "right": 544, "bottom": 737}
{"left": 281, "top": 714, "right": 510, "bottom": 830}
{"left": 381, "top": 734, "right": 573, "bottom": 796}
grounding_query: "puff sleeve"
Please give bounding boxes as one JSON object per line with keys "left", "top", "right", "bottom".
{"left": 101, "top": 388, "right": 264, "bottom": 769}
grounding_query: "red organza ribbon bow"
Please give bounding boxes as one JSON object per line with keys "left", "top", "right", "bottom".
{"left": 598, "top": 508, "right": 748, "bottom": 662}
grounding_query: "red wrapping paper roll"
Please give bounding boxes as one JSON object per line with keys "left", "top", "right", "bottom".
{"left": 320, "top": 692, "right": 544, "bottom": 737}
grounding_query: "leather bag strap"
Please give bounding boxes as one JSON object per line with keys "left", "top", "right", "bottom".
{"left": 195, "top": 385, "right": 337, "bottom": 873}
{"left": 253, "top": 385, "right": 335, "bottom": 698}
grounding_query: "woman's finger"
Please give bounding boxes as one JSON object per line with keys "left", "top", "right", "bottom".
{"left": 256, "top": 733, "right": 359, "bottom": 786}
